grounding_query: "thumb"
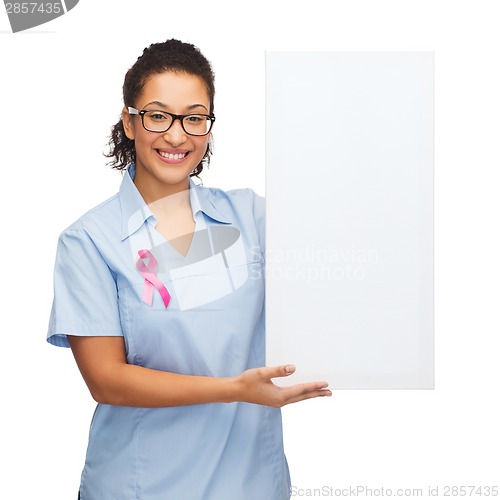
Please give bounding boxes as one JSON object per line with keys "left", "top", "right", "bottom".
{"left": 267, "top": 364, "right": 296, "bottom": 379}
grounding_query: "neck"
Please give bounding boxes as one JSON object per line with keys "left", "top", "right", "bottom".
{"left": 133, "top": 166, "right": 192, "bottom": 212}
{"left": 149, "top": 188, "right": 190, "bottom": 215}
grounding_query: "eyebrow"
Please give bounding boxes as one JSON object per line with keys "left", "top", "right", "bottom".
{"left": 143, "top": 101, "right": 209, "bottom": 112}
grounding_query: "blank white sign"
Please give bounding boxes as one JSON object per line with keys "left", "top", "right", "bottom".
{"left": 265, "top": 52, "right": 434, "bottom": 389}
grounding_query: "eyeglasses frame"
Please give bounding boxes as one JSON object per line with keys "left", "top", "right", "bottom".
{"left": 127, "top": 107, "right": 215, "bottom": 136}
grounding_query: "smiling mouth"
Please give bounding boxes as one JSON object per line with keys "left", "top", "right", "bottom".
{"left": 156, "top": 150, "right": 190, "bottom": 160}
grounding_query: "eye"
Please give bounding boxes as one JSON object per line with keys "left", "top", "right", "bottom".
{"left": 148, "top": 111, "right": 169, "bottom": 121}
{"left": 185, "top": 115, "right": 204, "bottom": 123}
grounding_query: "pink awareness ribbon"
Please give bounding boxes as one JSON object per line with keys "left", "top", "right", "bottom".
{"left": 135, "top": 249, "right": 171, "bottom": 308}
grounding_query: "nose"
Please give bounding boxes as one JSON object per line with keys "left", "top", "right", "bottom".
{"left": 162, "top": 118, "right": 187, "bottom": 146}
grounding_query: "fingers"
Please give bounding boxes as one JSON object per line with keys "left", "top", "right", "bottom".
{"left": 280, "top": 382, "right": 332, "bottom": 406}
{"left": 264, "top": 365, "right": 332, "bottom": 404}
{"left": 285, "top": 390, "right": 332, "bottom": 405}
{"left": 259, "top": 364, "right": 297, "bottom": 380}
{"left": 247, "top": 365, "right": 295, "bottom": 380}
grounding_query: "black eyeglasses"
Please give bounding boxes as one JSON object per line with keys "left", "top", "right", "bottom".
{"left": 128, "top": 107, "right": 215, "bottom": 136}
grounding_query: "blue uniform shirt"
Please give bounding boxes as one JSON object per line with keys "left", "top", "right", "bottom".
{"left": 47, "top": 164, "right": 291, "bottom": 500}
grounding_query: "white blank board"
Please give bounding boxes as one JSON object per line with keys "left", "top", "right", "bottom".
{"left": 265, "top": 52, "right": 434, "bottom": 389}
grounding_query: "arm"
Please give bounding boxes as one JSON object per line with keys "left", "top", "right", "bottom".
{"left": 68, "top": 335, "right": 332, "bottom": 408}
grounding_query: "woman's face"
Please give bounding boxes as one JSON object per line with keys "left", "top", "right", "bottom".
{"left": 122, "top": 71, "right": 211, "bottom": 196}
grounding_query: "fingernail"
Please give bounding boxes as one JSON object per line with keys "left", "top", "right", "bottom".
{"left": 285, "top": 364, "right": 295, "bottom": 373}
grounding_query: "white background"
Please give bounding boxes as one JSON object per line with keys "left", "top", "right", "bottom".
{"left": 1, "top": 1, "right": 499, "bottom": 498}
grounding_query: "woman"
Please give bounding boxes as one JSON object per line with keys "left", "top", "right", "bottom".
{"left": 47, "top": 39, "right": 331, "bottom": 500}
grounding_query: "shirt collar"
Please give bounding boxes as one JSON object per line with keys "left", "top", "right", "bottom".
{"left": 119, "top": 163, "right": 231, "bottom": 241}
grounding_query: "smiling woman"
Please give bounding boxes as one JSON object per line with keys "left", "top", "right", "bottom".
{"left": 46, "top": 39, "right": 331, "bottom": 500}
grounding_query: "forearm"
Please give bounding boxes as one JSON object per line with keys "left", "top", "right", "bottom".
{"left": 94, "top": 363, "right": 238, "bottom": 408}
{"left": 68, "top": 335, "right": 240, "bottom": 408}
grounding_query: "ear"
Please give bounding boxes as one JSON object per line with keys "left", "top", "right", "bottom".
{"left": 121, "top": 107, "right": 136, "bottom": 141}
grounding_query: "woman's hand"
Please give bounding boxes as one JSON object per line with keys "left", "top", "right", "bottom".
{"left": 234, "top": 364, "right": 332, "bottom": 408}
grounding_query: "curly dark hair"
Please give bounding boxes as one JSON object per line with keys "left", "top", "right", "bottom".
{"left": 105, "top": 39, "right": 215, "bottom": 178}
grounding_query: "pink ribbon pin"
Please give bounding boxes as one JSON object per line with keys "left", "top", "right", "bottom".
{"left": 135, "top": 249, "right": 171, "bottom": 308}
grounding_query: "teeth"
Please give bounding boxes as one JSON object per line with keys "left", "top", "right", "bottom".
{"left": 158, "top": 150, "right": 187, "bottom": 160}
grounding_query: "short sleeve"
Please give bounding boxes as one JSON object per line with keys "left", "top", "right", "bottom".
{"left": 47, "top": 229, "right": 123, "bottom": 348}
